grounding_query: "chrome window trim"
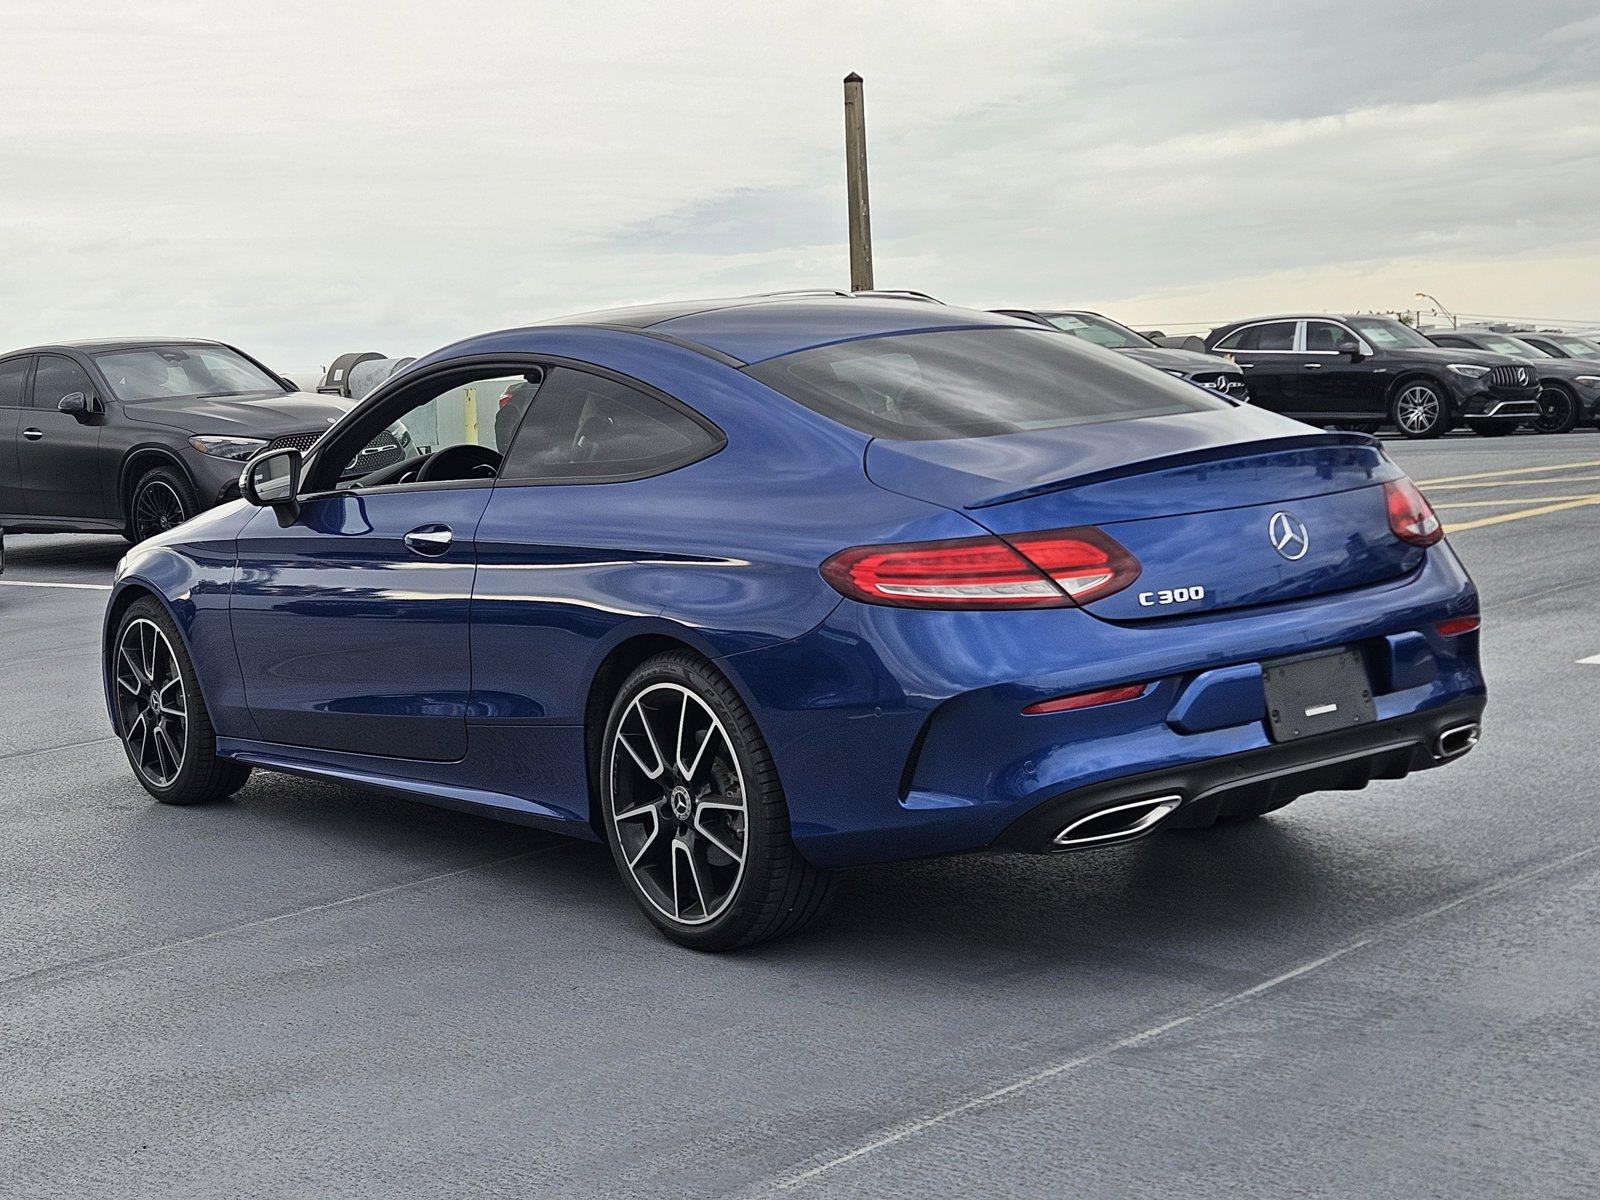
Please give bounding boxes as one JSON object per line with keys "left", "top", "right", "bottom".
{"left": 1214, "top": 319, "right": 1302, "bottom": 355}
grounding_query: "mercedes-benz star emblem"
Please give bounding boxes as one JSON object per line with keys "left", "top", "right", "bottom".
{"left": 1268, "top": 511, "right": 1310, "bottom": 561}
{"left": 1517, "top": 367, "right": 1529, "bottom": 386}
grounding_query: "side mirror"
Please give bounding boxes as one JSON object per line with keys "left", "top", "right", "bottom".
{"left": 58, "top": 391, "right": 102, "bottom": 419}
{"left": 240, "top": 447, "right": 302, "bottom": 524}
{"left": 1336, "top": 338, "right": 1363, "bottom": 360}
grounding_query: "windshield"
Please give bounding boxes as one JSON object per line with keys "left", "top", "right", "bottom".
{"left": 92, "top": 345, "right": 286, "bottom": 401}
{"left": 1346, "top": 317, "right": 1435, "bottom": 350}
{"left": 745, "top": 327, "right": 1229, "bottom": 442}
{"left": 1041, "top": 311, "right": 1154, "bottom": 350}
{"left": 1477, "top": 336, "right": 1546, "bottom": 358}
{"left": 1542, "top": 334, "right": 1600, "bottom": 358}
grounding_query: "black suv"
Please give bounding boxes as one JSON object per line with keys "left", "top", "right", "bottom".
{"left": 0, "top": 339, "right": 358, "bottom": 541}
{"left": 1426, "top": 329, "right": 1600, "bottom": 435}
{"left": 1204, "top": 314, "right": 1543, "bottom": 438}
{"left": 996, "top": 309, "right": 1248, "bottom": 398}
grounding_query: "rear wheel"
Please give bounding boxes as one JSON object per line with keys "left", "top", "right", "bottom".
{"left": 599, "top": 651, "right": 833, "bottom": 951}
{"left": 1390, "top": 382, "right": 1448, "bottom": 438}
{"left": 112, "top": 598, "right": 251, "bottom": 804}
{"left": 1532, "top": 385, "right": 1579, "bottom": 434}
{"left": 130, "top": 466, "right": 198, "bottom": 542}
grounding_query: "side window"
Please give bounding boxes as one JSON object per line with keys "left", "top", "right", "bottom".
{"left": 1215, "top": 328, "right": 1250, "bottom": 352}
{"left": 0, "top": 358, "right": 28, "bottom": 408}
{"left": 1255, "top": 322, "right": 1297, "bottom": 351}
{"left": 499, "top": 368, "right": 720, "bottom": 483}
{"left": 32, "top": 355, "right": 95, "bottom": 410}
{"left": 1431, "top": 336, "right": 1466, "bottom": 348}
{"left": 319, "top": 368, "right": 544, "bottom": 490}
{"left": 1304, "top": 322, "right": 1349, "bottom": 353}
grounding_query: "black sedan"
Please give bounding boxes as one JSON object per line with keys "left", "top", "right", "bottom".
{"left": 1426, "top": 330, "right": 1600, "bottom": 434}
{"left": 1204, "top": 314, "right": 1543, "bottom": 438}
{"left": 994, "top": 309, "right": 1248, "bottom": 398}
{"left": 0, "top": 339, "right": 360, "bottom": 541}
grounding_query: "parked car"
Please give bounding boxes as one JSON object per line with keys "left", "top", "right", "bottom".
{"left": 0, "top": 339, "right": 369, "bottom": 541}
{"left": 996, "top": 309, "right": 1248, "bottom": 398}
{"left": 104, "top": 296, "right": 1486, "bottom": 950}
{"left": 1425, "top": 329, "right": 1600, "bottom": 434}
{"left": 1511, "top": 331, "right": 1600, "bottom": 360}
{"left": 1204, "top": 314, "right": 1543, "bottom": 438}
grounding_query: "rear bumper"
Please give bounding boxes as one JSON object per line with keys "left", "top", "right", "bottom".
{"left": 729, "top": 544, "right": 1482, "bottom": 869}
{"left": 993, "top": 694, "right": 1484, "bottom": 852}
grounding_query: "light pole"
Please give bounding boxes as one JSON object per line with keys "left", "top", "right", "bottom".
{"left": 1414, "top": 292, "right": 1457, "bottom": 330}
{"left": 843, "top": 72, "right": 874, "bottom": 292}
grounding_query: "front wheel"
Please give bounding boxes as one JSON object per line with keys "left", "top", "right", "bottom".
{"left": 600, "top": 651, "right": 833, "bottom": 950}
{"left": 1532, "top": 386, "right": 1578, "bottom": 434}
{"left": 130, "top": 466, "right": 199, "bottom": 542}
{"left": 111, "top": 598, "right": 252, "bottom": 804}
{"left": 1391, "top": 382, "right": 1449, "bottom": 438}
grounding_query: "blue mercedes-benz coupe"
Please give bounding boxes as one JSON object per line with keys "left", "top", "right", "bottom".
{"left": 103, "top": 296, "right": 1486, "bottom": 949}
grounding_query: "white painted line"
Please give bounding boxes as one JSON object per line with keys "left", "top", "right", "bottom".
{"left": 1579, "top": 654, "right": 1600, "bottom": 665}
{"left": 0, "top": 579, "right": 112, "bottom": 592}
{"left": 761, "top": 841, "right": 1600, "bottom": 1195}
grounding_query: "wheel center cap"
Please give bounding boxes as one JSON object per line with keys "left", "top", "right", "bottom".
{"left": 668, "top": 785, "right": 693, "bottom": 822}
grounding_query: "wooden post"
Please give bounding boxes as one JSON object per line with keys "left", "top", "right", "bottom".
{"left": 843, "top": 72, "right": 874, "bottom": 292}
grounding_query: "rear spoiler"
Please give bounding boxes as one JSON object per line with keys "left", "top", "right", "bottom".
{"left": 967, "top": 431, "right": 1387, "bottom": 510}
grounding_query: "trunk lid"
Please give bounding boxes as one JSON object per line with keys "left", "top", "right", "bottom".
{"left": 865, "top": 408, "right": 1420, "bottom": 621}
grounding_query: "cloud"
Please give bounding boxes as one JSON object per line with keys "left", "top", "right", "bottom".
{"left": 0, "top": 0, "right": 1596, "bottom": 370}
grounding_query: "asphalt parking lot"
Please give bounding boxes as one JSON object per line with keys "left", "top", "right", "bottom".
{"left": 2, "top": 430, "right": 1598, "bottom": 1199}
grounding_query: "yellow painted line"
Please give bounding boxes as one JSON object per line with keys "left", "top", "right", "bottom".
{"left": 1418, "top": 458, "right": 1600, "bottom": 486}
{"left": 1425, "top": 474, "right": 1600, "bottom": 491}
{"left": 1435, "top": 495, "right": 1600, "bottom": 509}
{"left": 1446, "top": 495, "right": 1600, "bottom": 532}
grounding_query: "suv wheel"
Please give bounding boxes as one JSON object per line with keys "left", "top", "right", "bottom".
{"left": 599, "top": 651, "right": 834, "bottom": 950}
{"left": 1391, "top": 382, "right": 1449, "bottom": 438}
{"left": 130, "top": 466, "right": 198, "bottom": 542}
{"left": 1532, "top": 385, "right": 1578, "bottom": 435}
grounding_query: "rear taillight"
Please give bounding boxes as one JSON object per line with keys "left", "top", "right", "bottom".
{"left": 498, "top": 389, "right": 515, "bottom": 409}
{"left": 820, "top": 526, "right": 1139, "bottom": 609}
{"left": 1385, "top": 478, "right": 1443, "bottom": 546}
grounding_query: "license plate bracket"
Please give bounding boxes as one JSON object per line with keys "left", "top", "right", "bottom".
{"left": 1262, "top": 648, "right": 1376, "bottom": 742}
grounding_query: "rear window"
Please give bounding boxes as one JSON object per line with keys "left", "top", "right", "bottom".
{"left": 745, "top": 328, "right": 1229, "bottom": 441}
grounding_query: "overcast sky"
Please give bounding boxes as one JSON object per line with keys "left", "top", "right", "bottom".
{"left": 3, "top": 0, "right": 1598, "bottom": 370}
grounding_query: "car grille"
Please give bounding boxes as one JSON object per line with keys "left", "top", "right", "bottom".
{"left": 267, "top": 431, "right": 323, "bottom": 453}
{"left": 267, "top": 429, "right": 405, "bottom": 472}
{"left": 1487, "top": 364, "right": 1537, "bottom": 392}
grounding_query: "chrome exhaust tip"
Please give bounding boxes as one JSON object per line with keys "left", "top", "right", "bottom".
{"left": 1052, "top": 794, "right": 1182, "bottom": 850}
{"left": 1434, "top": 723, "right": 1480, "bottom": 760}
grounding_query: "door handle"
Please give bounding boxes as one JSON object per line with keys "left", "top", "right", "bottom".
{"left": 1303, "top": 362, "right": 1323, "bottom": 369}
{"left": 403, "top": 525, "right": 453, "bottom": 556}
{"left": 22, "top": 428, "right": 42, "bottom": 440}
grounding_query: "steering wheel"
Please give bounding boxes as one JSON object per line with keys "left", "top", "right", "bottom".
{"left": 415, "top": 443, "right": 502, "bottom": 483}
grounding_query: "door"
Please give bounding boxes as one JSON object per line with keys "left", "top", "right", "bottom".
{"left": 1298, "top": 320, "right": 1379, "bottom": 420}
{"left": 20, "top": 354, "right": 106, "bottom": 520}
{"left": 1215, "top": 321, "right": 1300, "bottom": 414}
{"left": 0, "top": 357, "right": 29, "bottom": 515}
{"left": 229, "top": 367, "right": 527, "bottom": 760}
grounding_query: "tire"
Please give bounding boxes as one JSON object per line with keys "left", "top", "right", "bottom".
{"left": 1468, "top": 422, "right": 1516, "bottom": 437}
{"left": 1532, "top": 385, "right": 1579, "bottom": 435}
{"left": 599, "top": 650, "right": 834, "bottom": 951}
{"left": 111, "top": 597, "right": 252, "bottom": 805}
{"left": 129, "top": 465, "right": 199, "bottom": 542}
{"left": 1390, "top": 380, "right": 1449, "bottom": 439}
